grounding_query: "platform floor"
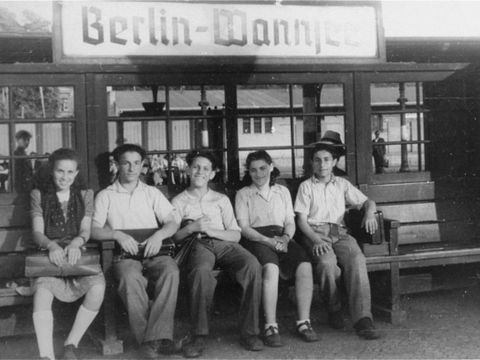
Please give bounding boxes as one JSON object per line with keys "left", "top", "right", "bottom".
{"left": 2, "top": 285, "right": 480, "bottom": 359}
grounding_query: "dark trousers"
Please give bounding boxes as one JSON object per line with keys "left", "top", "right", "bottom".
{"left": 186, "top": 238, "right": 262, "bottom": 337}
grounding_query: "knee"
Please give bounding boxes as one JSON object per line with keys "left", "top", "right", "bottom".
{"left": 117, "top": 270, "right": 144, "bottom": 289}
{"left": 85, "top": 284, "right": 106, "bottom": 309}
{"left": 347, "top": 252, "right": 367, "bottom": 270}
{"left": 188, "top": 266, "right": 212, "bottom": 284}
{"left": 296, "top": 262, "right": 313, "bottom": 280}
{"left": 263, "top": 263, "right": 279, "bottom": 282}
{"left": 314, "top": 258, "right": 338, "bottom": 278}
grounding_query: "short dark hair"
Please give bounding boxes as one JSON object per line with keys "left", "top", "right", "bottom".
{"left": 15, "top": 130, "right": 32, "bottom": 141}
{"left": 186, "top": 150, "right": 218, "bottom": 170}
{"left": 112, "top": 144, "right": 147, "bottom": 162}
{"left": 311, "top": 144, "right": 341, "bottom": 160}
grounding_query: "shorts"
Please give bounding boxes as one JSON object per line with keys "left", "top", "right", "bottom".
{"left": 240, "top": 239, "right": 310, "bottom": 280}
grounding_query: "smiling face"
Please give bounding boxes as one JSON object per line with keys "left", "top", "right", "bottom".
{"left": 188, "top": 156, "right": 215, "bottom": 189}
{"left": 117, "top": 151, "right": 143, "bottom": 185}
{"left": 312, "top": 149, "right": 337, "bottom": 181}
{"left": 248, "top": 159, "right": 273, "bottom": 188}
{"left": 53, "top": 159, "right": 79, "bottom": 192}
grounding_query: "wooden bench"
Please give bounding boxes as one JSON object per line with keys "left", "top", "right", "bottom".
{"left": 0, "top": 193, "right": 123, "bottom": 355}
{"left": 362, "top": 196, "right": 480, "bottom": 325}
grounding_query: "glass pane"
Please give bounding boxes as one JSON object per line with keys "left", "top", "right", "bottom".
{"left": 372, "top": 144, "right": 425, "bottom": 174}
{"left": 237, "top": 85, "right": 290, "bottom": 109}
{"left": 0, "top": 158, "right": 10, "bottom": 193}
{"left": 0, "top": 124, "right": 9, "bottom": 156}
{"left": 320, "top": 84, "right": 344, "bottom": 107}
{"left": 169, "top": 86, "right": 224, "bottom": 111}
{"left": 13, "top": 86, "right": 74, "bottom": 119}
{"left": 238, "top": 116, "right": 291, "bottom": 148}
{"left": 370, "top": 82, "right": 417, "bottom": 106}
{"left": 14, "top": 123, "right": 74, "bottom": 155}
{"left": 147, "top": 121, "right": 167, "bottom": 151}
{"left": 239, "top": 149, "right": 294, "bottom": 180}
{"left": 107, "top": 85, "right": 166, "bottom": 117}
{"left": 0, "top": 87, "right": 8, "bottom": 119}
{"left": 371, "top": 113, "right": 424, "bottom": 174}
{"left": 123, "top": 122, "right": 142, "bottom": 145}
{"left": 172, "top": 120, "right": 191, "bottom": 150}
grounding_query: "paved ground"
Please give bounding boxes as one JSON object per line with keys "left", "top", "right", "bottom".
{"left": 3, "top": 285, "right": 480, "bottom": 359}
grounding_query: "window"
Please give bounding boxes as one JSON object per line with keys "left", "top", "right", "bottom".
{"left": 242, "top": 118, "right": 251, "bottom": 134}
{"left": 0, "top": 85, "right": 76, "bottom": 194}
{"left": 107, "top": 84, "right": 226, "bottom": 185}
{"left": 370, "top": 82, "right": 426, "bottom": 174}
{"left": 237, "top": 83, "right": 346, "bottom": 179}
{"left": 253, "top": 118, "right": 262, "bottom": 133}
{"left": 264, "top": 117, "right": 273, "bottom": 134}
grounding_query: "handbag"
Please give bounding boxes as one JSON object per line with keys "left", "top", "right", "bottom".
{"left": 383, "top": 155, "right": 389, "bottom": 168}
{"left": 117, "top": 228, "right": 176, "bottom": 260}
{"left": 25, "top": 248, "right": 102, "bottom": 277}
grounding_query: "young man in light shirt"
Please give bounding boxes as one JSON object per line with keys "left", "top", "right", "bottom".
{"left": 294, "top": 131, "right": 382, "bottom": 340}
{"left": 91, "top": 144, "right": 181, "bottom": 358}
{"left": 172, "top": 150, "right": 263, "bottom": 358}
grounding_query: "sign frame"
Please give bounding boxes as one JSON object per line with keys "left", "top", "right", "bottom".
{"left": 52, "top": 0, "right": 386, "bottom": 65}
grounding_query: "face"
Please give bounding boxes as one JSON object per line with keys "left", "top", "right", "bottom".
{"left": 312, "top": 149, "right": 337, "bottom": 180}
{"left": 248, "top": 159, "right": 273, "bottom": 188}
{"left": 188, "top": 156, "right": 215, "bottom": 188}
{"left": 53, "top": 159, "right": 79, "bottom": 191}
{"left": 17, "top": 138, "right": 30, "bottom": 149}
{"left": 117, "top": 151, "right": 143, "bottom": 184}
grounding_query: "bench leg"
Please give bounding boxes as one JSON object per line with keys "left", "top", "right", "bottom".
{"left": 372, "top": 263, "right": 406, "bottom": 325}
{"left": 99, "top": 276, "right": 123, "bottom": 355}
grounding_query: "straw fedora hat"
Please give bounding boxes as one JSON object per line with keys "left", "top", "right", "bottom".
{"left": 311, "top": 130, "right": 346, "bottom": 157}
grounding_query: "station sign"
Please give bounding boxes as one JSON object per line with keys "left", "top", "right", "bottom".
{"left": 53, "top": 1, "right": 385, "bottom": 64}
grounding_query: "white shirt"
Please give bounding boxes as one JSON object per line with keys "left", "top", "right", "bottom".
{"left": 172, "top": 189, "right": 241, "bottom": 232}
{"left": 235, "top": 184, "right": 294, "bottom": 228}
{"left": 92, "top": 180, "right": 179, "bottom": 230}
{"left": 294, "top": 175, "right": 367, "bottom": 226}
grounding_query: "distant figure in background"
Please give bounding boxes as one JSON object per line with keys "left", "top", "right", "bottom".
{"left": 14, "top": 130, "right": 33, "bottom": 193}
{"left": 172, "top": 154, "right": 187, "bottom": 185}
{"left": 0, "top": 160, "right": 9, "bottom": 192}
{"left": 372, "top": 130, "right": 387, "bottom": 174}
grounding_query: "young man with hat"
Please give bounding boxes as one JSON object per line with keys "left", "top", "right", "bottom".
{"left": 294, "top": 131, "right": 382, "bottom": 340}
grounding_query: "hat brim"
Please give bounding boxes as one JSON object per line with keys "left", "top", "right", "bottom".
{"left": 310, "top": 141, "right": 346, "bottom": 157}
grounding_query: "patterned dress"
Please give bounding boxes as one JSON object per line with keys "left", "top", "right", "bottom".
{"left": 30, "top": 189, "right": 105, "bottom": 302}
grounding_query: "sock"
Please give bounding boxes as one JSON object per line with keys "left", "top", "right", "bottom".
{"left": 64, "top": 305, "right": 98, "bottom": 347}
{"left": 264, "top": 323, "right": 278, "bottom": 330}
{"left": 33, "top": 310, "right": 55, "bottom": 360}
{"left": 296, "top": 319, "right": 311, "bottom": 331}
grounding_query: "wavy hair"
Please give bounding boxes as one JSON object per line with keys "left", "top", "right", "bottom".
{"left": 242, "top": 150, "right": 280, "bottom": 187}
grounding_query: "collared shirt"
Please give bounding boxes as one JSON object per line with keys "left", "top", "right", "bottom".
{"left": 172, "top": 189, "right": 241, "bottom": 232}
{"left": 235, "top": 184, "right": 294, "bottom": 228}
{"left": 294, "top": 175, "right": 367, "bottom": 226}
{"left": 92, "top": 180, "right": 178, "bottom": 230}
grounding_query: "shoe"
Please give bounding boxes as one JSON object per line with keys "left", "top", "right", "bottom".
{"left": 354, "top": 317, "right": 382, "bottom": 340}
{"left": 182, "top": 335, "right": 206, "bottom": 358}
{"left": 157, "top": 339, "right": 182, "bottom": 355}
{"left": 62, "top": 344, "right": 77, "bottom": 360}
{"left": 328, "top": 310, "right": 345, "bottom": 330}
{"left": 263, "top": 326, "right": 283, "bottom": 347}
{"left": 139, "top": 341, "right": 160, "bottom": 359}
{"left": 240, "top": 335, "right": 264, "bottom": 351}
{"left": 296, "top": 321, "right": 319, "bottom": 342}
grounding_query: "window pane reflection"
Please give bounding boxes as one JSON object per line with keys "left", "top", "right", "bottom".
{"left": 14, "top": 123, "right": 74, "bottom": 155}
{"left": 13, "top": 86, "right": 74, "bottom": 119}
{"left": 0, "top": 87, "right": 8, "bottom": 119}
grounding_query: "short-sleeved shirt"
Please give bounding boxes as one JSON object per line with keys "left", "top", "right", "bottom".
{"left": 235, "top": 184, "right": 294, "bottom": 228}
{"left": 172, "top": 189, "right": 241, "bottom": 232}
{"left": 30, "top": 189, "right": 94, "bottom": 219}
{"left": 294, "top": 175, "right": 367, "bottom": 226}
{"left": 92, "top": 180, "right": 178, "bottom": 230}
